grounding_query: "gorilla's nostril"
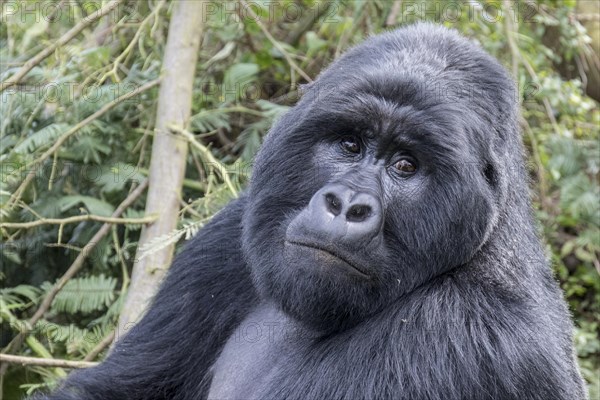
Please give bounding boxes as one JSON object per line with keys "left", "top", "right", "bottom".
{"left": 325, "top": 193, "right": 342, "bottom": 216}
{"left": 346, "top": 204, "right": 372, "bottom": 222}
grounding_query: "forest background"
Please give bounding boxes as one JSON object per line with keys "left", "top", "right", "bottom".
{"left": 0, "top": 1, "right": 598, "bottom": 399}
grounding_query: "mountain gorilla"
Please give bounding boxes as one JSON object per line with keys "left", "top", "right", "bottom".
{"left": 36, "top": 23, "right": 587, "bottom": 400}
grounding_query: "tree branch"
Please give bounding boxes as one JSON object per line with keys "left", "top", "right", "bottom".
{"left": 117, "top": 0, "right": 206, "bottom": 334}
{"left": 83, "top": 331, "right": 116, "bottom": 362}
{"left": 0, "top": 354, "right": 97, "bottom": 369}
{"left": 1, "top": 214, "right": 156, "bottom": 230}
{"left": 1, "top": 179, "right": 149, "bottom": 368}
{"left": 285, "top": 2, "right": 332, "bottom": 46}
{"left": 385, "top": 0, "right": 403, "bottom": 27}
{"left": 6, "top": 79, "right": 160, "bottom": 210}
{"left": 239, "top": 0, "right": 312, "bottom": 83}
{"left": 0, "top": 0, "right": 125, "bottom": 93}
{"left": 170, "top": 125, "right": 238, "bottom": 196}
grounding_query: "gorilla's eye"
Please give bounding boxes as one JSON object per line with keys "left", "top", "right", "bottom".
{"left": 340, "top": 137, "right": 360, "bottom": 154}
{"left": 394, "top": 158, "right": 417, "bottom": 174}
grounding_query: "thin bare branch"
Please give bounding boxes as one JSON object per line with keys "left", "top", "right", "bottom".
{"left": 6, "top": 79, "right": 160, "bottom": 210}
{"left": 83, "top": 331, "right": 116, "bottom": 362}
{"left": 1, "top": 214, "right": 156, "bottom": 230}
{"left": 2, "top": 180, "right": 149, "bottom": 363}
{"left": 239, "top": 0, "right": 312, "bottom": 83}
{"left": 0, "top": 354, "right": 97, "bottom": 369}
{"left": 0, "top": 0, "right": 125, "bottom": 93}
{"left": 285, "top": 2, "right": 332, "bottom": 46}
{"left": 386, "top": 1, "right": 403, "bottom": 27}
{"left": 170, "top": 125, "right": 238, "bottom": 196}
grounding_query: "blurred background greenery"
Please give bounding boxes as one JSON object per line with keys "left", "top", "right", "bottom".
{"left": 0, "top": 1, "right": 598, "bottom": 398}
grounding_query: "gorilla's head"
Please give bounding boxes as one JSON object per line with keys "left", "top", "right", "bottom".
{"left": 242, "top": 23, "right": 523, "bottom": 332}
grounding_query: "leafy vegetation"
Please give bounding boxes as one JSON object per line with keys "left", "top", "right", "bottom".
{"left": 1, "top": 1, "right": 598, "bottom": 398}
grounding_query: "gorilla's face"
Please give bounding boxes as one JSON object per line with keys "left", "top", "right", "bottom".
{"left": 243, "top": 34, "right": 508, "bottom": 332}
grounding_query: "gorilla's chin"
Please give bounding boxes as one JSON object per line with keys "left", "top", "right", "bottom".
{"left": 249, "top": 243, "right": 384, "bottom": 333}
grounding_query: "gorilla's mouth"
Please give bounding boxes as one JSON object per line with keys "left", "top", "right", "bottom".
{"left": 284, "top": 240, "right": 371, "bottom": 279}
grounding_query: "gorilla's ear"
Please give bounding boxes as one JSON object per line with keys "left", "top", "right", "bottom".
{"left": 483, "top": 162, "right": 497, "bottom": 188}
{"left": 482, "top": 151, "right": 509, "bottom": 211}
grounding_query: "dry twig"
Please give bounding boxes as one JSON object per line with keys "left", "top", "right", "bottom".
{"left": 0, "top": 0, "right": 125, "bottom": 93}
{"left": 1, "top": 214, "right": 156, "bottom": 230}
{"left": 0, "top": 354, "right": 97, "bottom": 369}
{"left": 239, "top": 0, "right": 312, "bottom": 83}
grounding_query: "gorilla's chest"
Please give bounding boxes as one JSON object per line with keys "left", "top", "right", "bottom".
{"left": 207, "top": 303, "right": 312, "bottom": 399}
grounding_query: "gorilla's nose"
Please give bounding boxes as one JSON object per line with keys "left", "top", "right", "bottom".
{"left": 310, "top": 184, "right": 383, "bottom": 241}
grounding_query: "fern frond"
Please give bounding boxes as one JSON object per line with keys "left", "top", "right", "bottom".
{"left": 42, "top": 275, "right": 117, "bottom": 314}
{"left": 13, "top": 123, "right": 70, "bottom": 154}
{"left": 0, "top": 284, "right": 42, "bottom": 307}
{"left": 190, "top": 109, "right": 231, "bottom": 133}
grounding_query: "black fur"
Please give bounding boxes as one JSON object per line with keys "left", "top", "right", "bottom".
{"left": 34, "top": 23, "right": 587, "bottom": 400}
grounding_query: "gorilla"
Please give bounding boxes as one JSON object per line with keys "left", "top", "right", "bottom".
{"left": 35, "top": 23, "right": 587, "bottom": 400}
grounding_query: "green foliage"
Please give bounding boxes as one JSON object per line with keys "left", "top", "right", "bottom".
{"left": 41, "top": 275, "right": 117, "bottom": 315}
{"left": 56, "top": 196, "right": 115, "bottom": 217}
{"left": 0, "top": 285, "right": 42, "bottom": 323}
{"left": 12, "top": 124, "right": 69, "bottom": 154}
{"left": 1, "top": 0, "right": 598, "bottom": 397}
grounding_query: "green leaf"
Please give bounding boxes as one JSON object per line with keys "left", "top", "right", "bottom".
{"left": 67, "top": 135, "right": 111, "bottom": 163}
{"left": 190, "top": 109, "right": 231, "bottom": 133}
{"left": 561, "top": 240, "right": 575, "bottom": 257}
{"left": 42, "top": 275, "right": 117, "bottom": 314}
{"left": 223, "top": 63, "right": 259, "bottom": 102}
{"left": 0, "top": 285, "right": 41, "bottom": 307}
{"left": 97, "top": 163, "right": 145, "bottom": 193}
{"left": 306, "top": 32, "right": 327, "bottom": 55}
{"left": 13, "top": 124, "right": 69, "bottom": 154}
{"left": 78, "top": 47, "right": 111, "bottom": 70}
{"left": 57, "top": 196, "right": 114, "bottom": 217}
{"left": 574, "top": 247, "right": 596, "bottom": 263}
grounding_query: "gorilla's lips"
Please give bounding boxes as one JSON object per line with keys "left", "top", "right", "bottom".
{"left": 284, "top": 240, "right": 371, "bottom": 279}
